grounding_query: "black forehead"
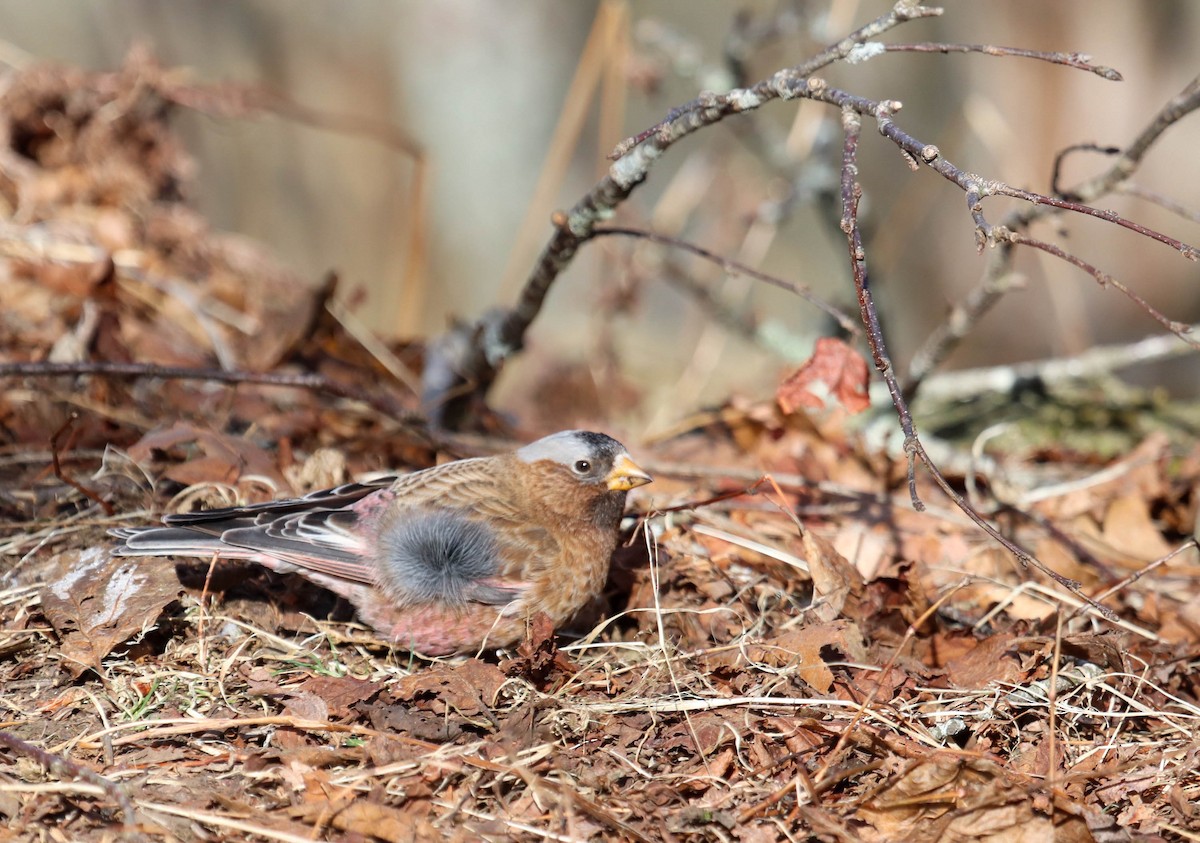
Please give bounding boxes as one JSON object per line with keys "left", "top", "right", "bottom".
{"left": 576, "top": 431, "right": 622, "bottom": 461}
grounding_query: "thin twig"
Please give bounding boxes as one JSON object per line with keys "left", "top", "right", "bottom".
{"left": 610, "top": 3, "right": 945, "bottom": 159}
{"left": 905, "top": 74, "right": 1200, "bottom": 395}
{"left": 0, "top": 360, "right": 420, "bottom": 424}
{"left": 50, "top": 412, "right": 114, "bottom": 516}
{"left": 988, "top": 182, "right": 1200, "bottom": 260}
{"left": 592, "top": 225, "right": 858, "bottom": 334}
{"left": 902, "top": 322, "right": 1200, "bottom": 404}
{"left": 0, "top": 730, "right": 135, "bottom": 829}
{"left": 1002, "top": 230, "right": 1196, "bottom": 340}
{"left": 835, "top": 103, "right": 1114, "bottom": 617}
{"left": 1069, "top": 539, "right": 1200, "bottom": 624}
{"left": 883, "top": 42, "right": 1122, "bottom": 80}
{"left": 1050, "top": 143, "right": 1121, "bottom": 198}
{"left": 1117, "top": 183, "right": 1200, "bottom": 224}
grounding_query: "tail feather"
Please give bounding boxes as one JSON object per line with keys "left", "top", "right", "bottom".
{"left": 109, "top": 526, "right": 255, "bottom": 559}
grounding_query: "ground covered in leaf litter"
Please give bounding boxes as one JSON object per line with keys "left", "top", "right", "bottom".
{"left": 2, "top": 53, "right": 1200, "bottom": 843}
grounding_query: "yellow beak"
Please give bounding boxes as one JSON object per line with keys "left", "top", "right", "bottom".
{"left": 606, "top": 454, "right": 652, "bottom": 492}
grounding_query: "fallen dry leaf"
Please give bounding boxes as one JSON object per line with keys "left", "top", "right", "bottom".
{"left": 38, "top": 547, "right": 180, "bottom": 677}
{"left": 128, "top": 422, "right": 286, "bottom": 491}
{"left": 744, "top": 619, "right": 867, "bottom": 693}
{"left": 856, "top": 757, "right": 1097, "bottom": 843}
{"left": 803, "top": 528, "right": 867, "bottom": 621}
{"left": 777, "top": 336, "right": 871, "bottom": 414}
{"left": 1101, "top": 493, "right": 1173, "bottom": 563}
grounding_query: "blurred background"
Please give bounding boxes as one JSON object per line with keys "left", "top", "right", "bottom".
{"left": 2, "top": 0, "right": 1198, "bottom": 434}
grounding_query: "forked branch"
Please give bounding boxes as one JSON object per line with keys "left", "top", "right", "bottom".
{"left": 423, "top": 3, "right": 1200, "bottom": 613}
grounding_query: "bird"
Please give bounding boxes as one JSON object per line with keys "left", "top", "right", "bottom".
{"left": 111, "top": 430, "right": 651, "bottom": 655}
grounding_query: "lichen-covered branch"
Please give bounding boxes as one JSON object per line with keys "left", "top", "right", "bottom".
{"left": 424, "top": 3, "right": 1197, "bottom": 434}
{"left": 422, "top": 1, "right": 944, "bottom": 428}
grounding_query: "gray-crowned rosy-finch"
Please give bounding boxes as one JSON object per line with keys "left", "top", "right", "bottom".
{"left": 112, "top": 430, "right": 651, "bottom": 655}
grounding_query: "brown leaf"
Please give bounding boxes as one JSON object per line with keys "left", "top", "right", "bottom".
{"left": 802, "top": 529, "right": 866, "bottom": 621}
{"left": 296, "top": 675, "right": 385, "bottom": 720}
{"left": 366, "top": 661, "right": 508, "bottom": 742}
{"left": 501, "top": 612, "right": 581, "bottom": 690}
{"left": 289, "top": 798, "right": 439, "bottom": 843}
{"left": 128, "top": 422, "right": 285, "bottom": 490}
{"left": 32, "top": 255, "right": 114, "bottom": 299}
{"left": 392, "top": 659, "right": 508, "bottom": 716}
{"left": 244, "top": 675, "right": 334, "bottom": 726}
{"left": 38, "top": 548, "right": 179, "bottom": 678}
{"left": 1101, "top": 493, "right": 1173, "bottom": 564}
{"left": 777, "top": 337, "right": 870, "bottom": 415}
{"left": 856, "top": 757, "right": 1096, "bottom": 842}
{"left": 1059, "top": 632, "right": 1128, "bottom": 676}
{"left": 654, "top": 711, "right": 736, "bottom": 756}
{"left": 744, "top": 619, "right": 867, "bottom": 693}
{"left": 941, "top": 632, "right": 1023, "bottom": 690}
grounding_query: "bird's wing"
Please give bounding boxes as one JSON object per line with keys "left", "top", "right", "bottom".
{"left": 213, "top": 495, "right": 532, "bottom": 606}
{"left": 114, "top": 478, "right": 394, "bottom": 582}
{"left": 161, "top": 476, "right": 398, "bottom": 530}
{"left": 382, "top": 456, "right": 528, "bottom": 524}
{"left": 116, "top": 455, "right": 533, "bottom": 598}
{"left": 234, "top": 455, "right": 526, "bottom": 557}
{"left": 117, "top": 505, "right": 382, "bottom": 585}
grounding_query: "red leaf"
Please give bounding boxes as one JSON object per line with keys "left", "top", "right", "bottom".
{"left": 776, "top": 337, "right": 871, "bottom": 414}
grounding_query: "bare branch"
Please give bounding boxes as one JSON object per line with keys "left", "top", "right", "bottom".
{"left": 987, "top": 182, "right": 1200, "bottom": 259}
{"left": 592, "top": 225, "right": 858, "bottom": 335}
{"left": 909, "top": 323, "right": 1200, "bottom": 404}
{"left": 835, "top": 103, "right": 1114, "bottom": 617}
{"left": 611, "top": 3, "right": 944, "bottom": 159}
{"left": 0, "top": 360, "right": 419, "bottom": 423}
{"left": 883, "top": 42, "right": 1122, "bottom": 79}
{"left": 423, "top": 2, "right": 945, "bottom": 427}
{"left": 1075, "top": 73, "right": 1200, "bottom": 199}
{"left": 906, "top": 74, "right": 1200, "bottom": 394}
{"left": 1118, "top": 183, "right": 1200, "bottom": 224}
{"left": 1050, "top": 143, "right": 1121, "bottom": 198}
{"left": 423, "top": 4, "right": 1193, "bottom": 437}
{"left": 1000, "top": 231, "right": 1195, "bottom": 340}
{"left": 0, "top": 730, "right": 134, "bottom": 829}
{"left": 799, "top": 82, "right": 1199, "bottom": 261}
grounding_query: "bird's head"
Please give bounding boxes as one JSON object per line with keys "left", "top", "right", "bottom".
{"left": 515, "top": 430, "right": 651, "bottom": 523}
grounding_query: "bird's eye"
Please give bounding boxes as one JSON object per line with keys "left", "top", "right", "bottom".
{"left": 573, "top": 459, "right": 592, "bottom": 474}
